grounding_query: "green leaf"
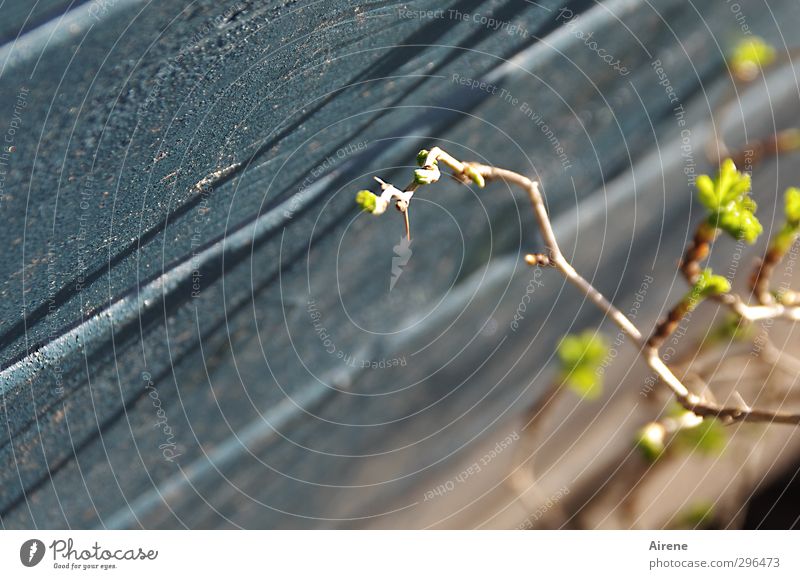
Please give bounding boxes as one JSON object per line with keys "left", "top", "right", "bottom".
{"left": 672, "top": 501, "right": 716, "bottom": 529}
{"left": 771, "top": 188, "right": 800, "bottom": 253}
{"left": 557, "top": 331, "right": 607, "bottom": 367}
{"left": 785, "top": 187, "right": 800, "bottom": 226}
{"left": 697, "top": 160, "right": 762, "bottom": 243}
{"left": 714, "top": 201, "right": 763, "bottom": 243}
{"left": 675, "top": 418, "right": 727, "bottom": 455}
{"left": 695, "top": 175, "right": 717, "bottom": 209}
{"left": 557, "top": 331, "right": 608, "bottom": 399}
{"left": 562, "top": 366, "right": 602, "bottom": 399}
{"left": 719, "top": 159, "right": 751, "bottom": 203}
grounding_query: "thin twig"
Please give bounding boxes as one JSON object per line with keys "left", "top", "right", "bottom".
{"left": 360, "top": 149, "right": 800, "bottom": 425}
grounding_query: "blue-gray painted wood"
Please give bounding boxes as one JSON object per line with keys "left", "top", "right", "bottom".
{"left": 0, "top": 0, "right": 798, "bottom": 528}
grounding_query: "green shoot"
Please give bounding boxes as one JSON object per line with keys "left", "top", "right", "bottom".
{"left": 355, "top": 190, "right": 379, "bottom": 213}
{"left": 771, "top": 187, "right": 800, "bottom": 253}
{"left": 696, "top": 160, "right": 762, "bottom": 243}
{"left": 687, "top": 268, "right": 731, "bottom": 311}
{"left": 636, "top": 422, "right": 667, "bottom": 462}
{"left": 730, "top": 36, "right": 776, "bottom": 81}
{"left": 557, "top": 331, "right": 608, "bottom": 400}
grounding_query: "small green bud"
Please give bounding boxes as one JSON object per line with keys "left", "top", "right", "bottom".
{"left": 636, "top": 422, "right": 666, "bottom": 462}
{"left": 695, "top": 174, "right": 717, "bottom": 210}
{"left": 414, "top": 166, "right": 440, "bottom": 185}
{"left": 355, "top": 189, "right": 378, "bottom": 213}
{"left": 696, "top": 270, "right": 731, "bottom": 297}
{"left": 463, "top": 165, "right": 485, "bottom": 188}
{"left": 771, "top": 187, "right": 800, "bottom": 253}
{"left": 785, "top": 187, "right": 800, "bottom": 227}
{"left": 698, "top": 159, "right": 752, "bottom": 208}
{"left": 416, "top": 149, "right": 431, "bottom": 167}
{"left": 730, "top": 36, "right": 776, "bottom": 80}
{"left": 715, "top": 199, "right": 763, "bottom": 243}
{"left": 687, "top": 269, "right": 730, "bottom": 310}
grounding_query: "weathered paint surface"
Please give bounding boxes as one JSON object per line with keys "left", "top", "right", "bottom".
{"left": 0, "top": 0, "right": 797, "bottom": 528}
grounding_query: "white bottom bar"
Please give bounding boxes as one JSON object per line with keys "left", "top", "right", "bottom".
{"left": 1, "top": 530, "right": 796, "bottom": 577}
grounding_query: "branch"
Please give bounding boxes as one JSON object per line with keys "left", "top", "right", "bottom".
{"left": 748, "top": 188, "right": 800, "bottom": 306}
{"left": 355, "top": 147, "right": 800, "bottom": 425}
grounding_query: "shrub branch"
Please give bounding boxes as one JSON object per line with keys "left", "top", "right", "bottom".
{"left": 355, "top": 147, "right": 800, "bottom": 425}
